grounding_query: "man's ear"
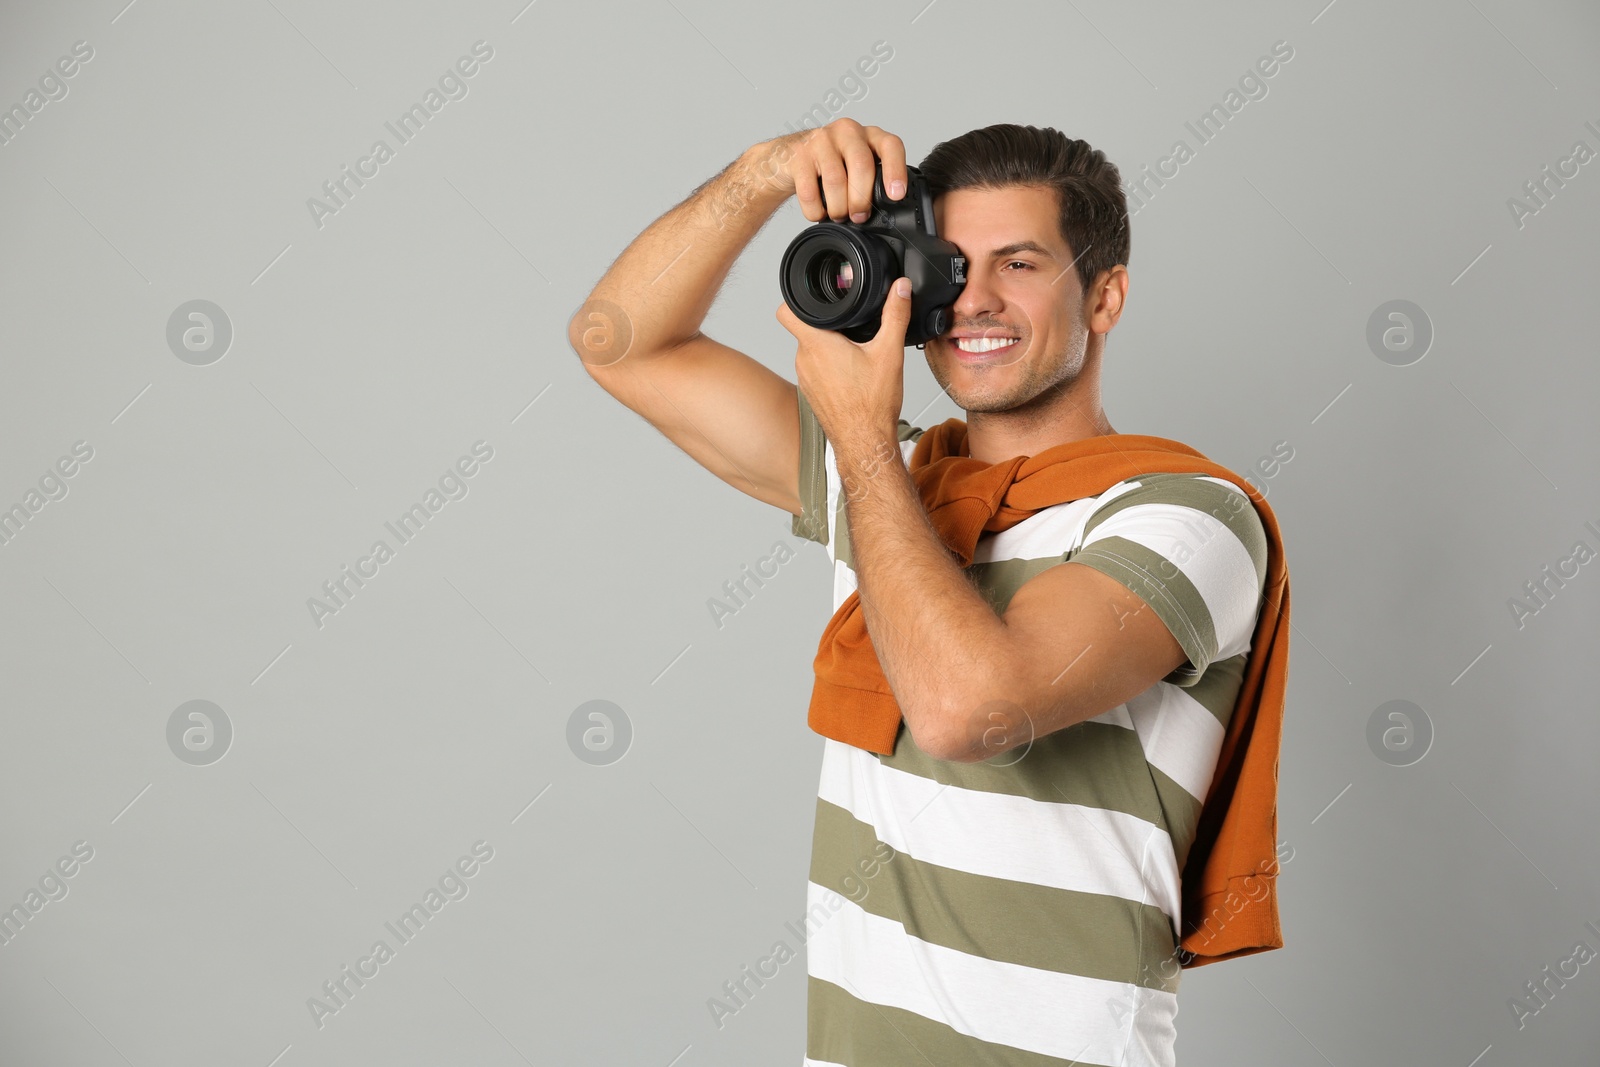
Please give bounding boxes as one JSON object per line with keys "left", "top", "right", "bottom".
{"left": 1088, "top": 266, "right": 1128, "bottom": 332}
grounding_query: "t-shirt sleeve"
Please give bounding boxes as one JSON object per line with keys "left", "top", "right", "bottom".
{"left": 1063, "top": 473, "right": 1269, "bottom": 687}
{"left": 792, "top": 387, "right": 831, "bottom": 546}
{"left": 791, "top": 386, "right": 922, "bottom": 550}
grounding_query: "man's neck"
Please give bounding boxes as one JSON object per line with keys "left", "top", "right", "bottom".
{"left": 961, "top": 383, "right": 1116, "bottom": 464}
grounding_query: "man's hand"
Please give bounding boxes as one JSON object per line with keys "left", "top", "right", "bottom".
{"left": 759, "top": 118, "right": 909, "bottom": 223}
{"left": 777, "top": 275, "right": 913, "bottom": 454}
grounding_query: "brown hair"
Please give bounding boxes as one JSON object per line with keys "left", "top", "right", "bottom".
{"left": 919, "top": 124, "right": 1129, "bottom": 297}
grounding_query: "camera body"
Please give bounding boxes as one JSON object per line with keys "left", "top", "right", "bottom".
{"left": 779, "top": 164, "right": 967, "bottom": 346}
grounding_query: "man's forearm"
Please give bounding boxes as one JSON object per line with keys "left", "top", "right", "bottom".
{"left": 576, "top": 139, "right": 800, "bottom": 354}
{"left": 834, "top": 430, "right": 1006, "bottom": 761}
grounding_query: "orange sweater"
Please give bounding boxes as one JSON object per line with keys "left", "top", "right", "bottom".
{"left": 806, "top": 417, "right": 1291, "bottom": 968}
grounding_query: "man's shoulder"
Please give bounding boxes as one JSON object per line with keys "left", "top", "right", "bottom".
{"left": 1076, "top": 471, "right": 1268, "bottom": 570}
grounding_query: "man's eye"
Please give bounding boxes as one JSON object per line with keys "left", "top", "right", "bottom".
{"left": 1005, "top": 261, "right": 1033, "bottom": 270}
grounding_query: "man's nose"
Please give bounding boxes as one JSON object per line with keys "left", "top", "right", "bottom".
{"left": 952, "top": 273, "right": 997, "bottom": 321}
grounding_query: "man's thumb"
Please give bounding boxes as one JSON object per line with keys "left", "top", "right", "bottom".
{"left": 877, "top": 276, "right": 912, "bottom": 342}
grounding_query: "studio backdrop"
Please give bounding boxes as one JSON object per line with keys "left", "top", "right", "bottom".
{"left": 1, "top": 1, "right": 1597, "bottom": 1064}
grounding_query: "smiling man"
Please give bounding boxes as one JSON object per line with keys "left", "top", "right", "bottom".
{"left": 572, "top": 120, "right": 1291, "bottom": 1067}
{"left": 916, "top": 188, "right": 1118, "bottom": 458}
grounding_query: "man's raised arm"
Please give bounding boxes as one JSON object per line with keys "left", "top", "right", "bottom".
{"left": 567, "top": 119, "right": 909, "bottom": 516}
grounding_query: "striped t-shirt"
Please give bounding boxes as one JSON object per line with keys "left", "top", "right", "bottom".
{"left": 790, "top": 392, "right": 1268, "bottom": 1067}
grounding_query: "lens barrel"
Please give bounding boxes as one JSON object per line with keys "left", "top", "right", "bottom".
{"left": 777, "top": 163, "right": 967, "bottom": 346}
{"left": 779, "top": 224, "right": 895, "bottom": 336}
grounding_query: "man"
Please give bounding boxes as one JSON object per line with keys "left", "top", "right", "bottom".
{"left": 571, "top": 120, "right": 1273, "bottom": 1067}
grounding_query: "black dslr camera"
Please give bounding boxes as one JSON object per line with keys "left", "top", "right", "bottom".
{"left": 779, "top": 164, "right": 967, "bottom": 347}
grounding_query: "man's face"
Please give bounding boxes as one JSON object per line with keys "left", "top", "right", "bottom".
{"left": 926, "top": 184, "right": 1093, "bottom": 414}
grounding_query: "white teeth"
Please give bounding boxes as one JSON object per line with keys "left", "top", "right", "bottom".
{"left": 954, "top": 336, "right": 1017, "bottom": 353}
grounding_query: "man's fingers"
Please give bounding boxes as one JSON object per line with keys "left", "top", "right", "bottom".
{"left": 817, "top": 155, "right": 850, "bottom": 221}
{"left": 789, "top": 120, "right": 910, "bottom": 220}
{"left": 872, "top": 277, "right": 913, "bottom": 347}
{"left": 776, "top": 301, "right": 826, "bottom": 341}
{"left": 842, "top": 141, "right": 878, "bottom": 221}
{"left": 863, "top": 126, "right": 908, "bottom": 199}
{"left": 775, "top": 301, "right": 801, "bottom": 335}
{"left": 790, "top": 156, "right": 825, "bottom": 222}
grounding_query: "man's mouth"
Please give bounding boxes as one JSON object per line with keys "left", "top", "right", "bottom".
{"left": 949, "top": 334, "right": 1021, "bottom": 360}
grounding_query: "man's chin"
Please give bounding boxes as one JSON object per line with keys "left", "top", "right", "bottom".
{"left": 935, "top": 382, "right": 1017, "bottom": 415}
{"left": 934, "top": 351, "right": 1024, "bottom": 385}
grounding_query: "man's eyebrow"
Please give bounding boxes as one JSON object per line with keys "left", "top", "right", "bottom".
{"left": 986, "top": 240, "right": 1057, "bottom": 260}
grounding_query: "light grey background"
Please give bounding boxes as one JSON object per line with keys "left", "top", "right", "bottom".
{"left": 2, "top": 0, "right": 1597, "bottom": 1064}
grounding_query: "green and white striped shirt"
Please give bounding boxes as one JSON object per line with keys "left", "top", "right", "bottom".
{"left": 791, "top": 392, "right": 1268, "bottom": 1067}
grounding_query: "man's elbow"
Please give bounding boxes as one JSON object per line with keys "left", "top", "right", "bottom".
{"left": 910, "top": 726, "right": 974, "bottom": 764}
{"left": 567, "top": 298, "right": 635, "bottom": 369}
{"left": 896, "top": 696, "right": 963, "bottom": 763}
{"left": 925, "top": 685, "right": 1047, "bottom": 764}
{"left": 567, "top": 304, "right": 602, "bottom": 366}
{"left": 909, "top": 698, "right": 994, "bottom": 764}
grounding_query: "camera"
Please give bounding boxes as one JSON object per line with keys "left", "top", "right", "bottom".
{"left": 779, "top": 163, "right": 967, "bottom": 347}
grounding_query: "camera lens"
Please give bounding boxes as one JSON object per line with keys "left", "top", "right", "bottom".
{"left": 779, "top": 223, "right": 893, "bottom": 339}
{"left": 806, "top": 252, "right": 856, "bottom": 303}
{"left": 778, "top": 165, "right": 966, "bottom": 347}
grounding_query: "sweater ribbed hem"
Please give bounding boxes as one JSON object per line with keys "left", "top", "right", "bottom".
{"left": 807, "top": 675, "right": 900, "bottom": 755}
{"left": 1178, "top": 873, "right": 1284, "bottom": 968}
